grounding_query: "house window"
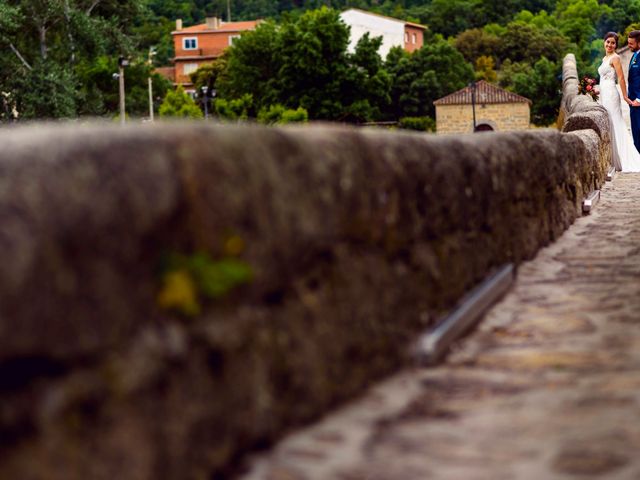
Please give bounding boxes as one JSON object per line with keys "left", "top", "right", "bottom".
{"left": 405, "top": 32, "right": 409, "bottom": 43}
{"left": 183, "top": 63, "right": 199, "bottom": 75}
{"left": 183, "top": 37, "right": 198, "bottom": 50}
{"left": 228, "top": 34, "right": 241, "bottom": 45}
{"left": 412, "top": 33, "right": 417, "bottom": 44}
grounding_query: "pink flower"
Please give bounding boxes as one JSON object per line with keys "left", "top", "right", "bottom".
{"left": 586, "top": 85, "right": 592, "bottom": 91}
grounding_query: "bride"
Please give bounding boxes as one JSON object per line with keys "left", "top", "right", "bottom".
{"left": 598, "top": 32, "right": 640, "bottom": 172}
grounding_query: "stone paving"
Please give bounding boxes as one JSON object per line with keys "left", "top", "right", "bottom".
{"left": 241, "top": 173, "right": 640, "bottom": 480}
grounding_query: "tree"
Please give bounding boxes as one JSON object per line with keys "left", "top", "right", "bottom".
{"left": 599, "top": 1, "right": 640, "bottom": 38}
{"left": 75, "top": 56, "right": 171, "bottom": 117}
{"left": 0, "top": 0, "right": 146, "bottom": 119}
{"left": 386, "top": 38, "right": 475, "bottom": 119}
{"left": 475, "top": 55, "right": 498, "bottom": 81}
{"left": 497, "top": 20, "right": 570, "bottom": 65}
{"left": 13, "top": 59, "right": 78, "bottom": 118}
{"left": 217, "top": 8, "right": 391, "bottom": 122}
{"left": 190, "top": 57, "right": 229, "bottom": 95}
{"left": 341, "top": 33, "right": 392, "bottom": 121}
{"left": 412, "top": 0, "right": 485, "bottom": 38}
{"left": 454, "top": 28, "right": 500, "bottom": 65}
{"left": 500, "top": 57, "right": 561, "bottom": 126}
{"left": 159, "top": 85, "right": 204, "bottom": 118}
{"left": 215, "top": 20, "right": 281, "bottom": 112}
{"left": 554, "top": 0, "right": 611, "bottom": 46}
{"left": 272, "top": 7, "right": 352, "bottom": 119}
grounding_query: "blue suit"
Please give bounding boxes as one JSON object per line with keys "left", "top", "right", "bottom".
{"left": 628, "top": 51, "right": 640, "bottom": 152}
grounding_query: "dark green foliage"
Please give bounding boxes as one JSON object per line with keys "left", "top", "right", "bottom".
{"left": 159, "top": 85, "right": 204, "bottom": 118}
{"left": 2, "top": 0, "right": 640, "bottom": 124}
{"left": 13, "top": 60, "right": 78, "bottom": 119}
{"left": 454, "top": 28, "right": 501, "bottom": 65}
{"left": 214, "top": 94, "right": 254, "bottom": 120}
{"left": 496, "top": 20, "right": 570, "bottom": 65}
{"left": 398, "top": 116, "right": 436, "bottom": 131}
{"left": 217, "top": 8, "right": 392, "bottom": 122}
{"left": 76, "top": 56, "right": 171, "bottom": 117}
{"left": 257, "top": 104, "right": 309, "bottom": 123}
{"left": 0, "top": 0, "right": 154, "bottom": 119}
{"left": 215, "top": 20, "right": 281, "bottom": 110}
{"left": 500, "top": 57, "right": 561, "bottom": 126}
{"left": 385, "top": 40, "right": 475, "bottom": 119}
{"left": 273, "top": 7, "right": 352, "bottom": 119}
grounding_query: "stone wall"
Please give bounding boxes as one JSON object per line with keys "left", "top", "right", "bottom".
{"left": 436, "top": 102, "right": 530, "bottom": 134}
{"left": 0, "top": 53, "right": 612, "bottom": 479}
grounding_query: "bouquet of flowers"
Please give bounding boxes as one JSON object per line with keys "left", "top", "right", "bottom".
{"left": 578, "top": 76, "right": 599, "bottom": 101}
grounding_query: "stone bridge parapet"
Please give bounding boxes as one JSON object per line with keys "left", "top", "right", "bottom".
{"left": 0, "top": 53, "right": 612, "bottom": 478}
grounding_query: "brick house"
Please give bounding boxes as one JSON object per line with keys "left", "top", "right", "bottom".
{"left": 339, "top": 9, "right": 426, "bottom": 59}
{"left": 164, "top": 17, "right": 260, "bottom": 91}
{"left": 434, "top": 80, "right": 531, "bottom": 134}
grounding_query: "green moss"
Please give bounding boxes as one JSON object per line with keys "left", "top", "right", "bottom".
{"left": 157, "top": 250, "right": 253, "bottom": 316}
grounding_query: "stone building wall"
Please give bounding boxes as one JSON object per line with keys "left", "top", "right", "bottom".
{"left": 436, "top": 102, "right": 530, "bottom": 134}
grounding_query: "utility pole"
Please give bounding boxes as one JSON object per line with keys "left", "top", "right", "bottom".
{"left": 118, "top": 56, "right": 129, "bottom": 126}
{"left": 148, "top": 48, "right": 156, "bottom": 121}
{"left": 227, "top": 0, "right": 231, "bottom": 22}
{"left": 470, "top": 81, "right": 477, "bottom": 132}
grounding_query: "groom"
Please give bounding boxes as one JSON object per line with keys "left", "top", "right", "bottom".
{"left": 627, "top": 30, "right": 640, "bottom": 152}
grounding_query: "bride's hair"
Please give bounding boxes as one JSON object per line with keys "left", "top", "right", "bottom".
{"left": 604, "top": 31, "right": 619, "bottom": 47}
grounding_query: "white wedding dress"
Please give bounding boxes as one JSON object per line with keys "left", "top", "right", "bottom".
{"left": 598, "top": 55, "right": 640, "bottom": 172}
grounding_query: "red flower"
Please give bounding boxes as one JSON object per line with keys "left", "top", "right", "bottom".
{"left": 579, "top": 75, "right": 599, "bottom": 101}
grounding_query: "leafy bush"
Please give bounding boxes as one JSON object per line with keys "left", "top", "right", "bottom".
{"left": 257, "top": 104, "right": 308, "bottom": 124}
{"left": 398, "top": 116, "right": 435, "bottom": 132}
{"left": 159, "top": 85, "right": 203, "bottom": 118}
{"left": 281, "top": 107, "right": 308, "bottom": 123}
{"left": 214, "top": 94, "right": 253, "bottom": 120}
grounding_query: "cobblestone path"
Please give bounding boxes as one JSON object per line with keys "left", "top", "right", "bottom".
{"left": 242, "top": 173, "right": 640, "bottom": 480}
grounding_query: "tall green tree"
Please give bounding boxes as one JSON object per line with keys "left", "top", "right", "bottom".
{"left": 497, "top": 20, "right": 570, "bottom": 64}
{"left": 500, "top": 57, "right": 561, "bottom": 126}
{"left": 76, "top": 56, "right": 171, "bottom": 117}
{"left": 159, "top": 85, "right": 204, "bottom": 118}
{"left": 217, "top": 7, "right": 391, "bottom": 122}
{"left": 0, "top": 0, "right": 145, "bottom": 119}
{"left": 554, "top": 0, "right": 611, "bottom": 46}
{"left": 385, "top": 38, "right": 475, "bottom": 119}
{"left": 215, "top": 20, "right": 280, "bottom": 111}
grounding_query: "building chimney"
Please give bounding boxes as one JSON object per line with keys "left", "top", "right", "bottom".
{"left": 206, "top": 17, "right": 220, "bottom": 29}
{"left": 176, "top": 19, "right": 183, "bottom": 31}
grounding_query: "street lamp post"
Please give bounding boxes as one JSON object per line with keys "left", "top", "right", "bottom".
{"left": 469, "top": 81, "right": 477, "bottom": 132}
{"left": 148, "top": 47, "right": 156, "bottom": 122}
{"left": 118, "top": 56, "right": 129, "bottom": 126}
{"left": 201, "top": 86, "right": 209, "bottom": 119}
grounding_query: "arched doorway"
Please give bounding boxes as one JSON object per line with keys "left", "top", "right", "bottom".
{"left": 474, "top": 123, "right": 494, "bottom": 132}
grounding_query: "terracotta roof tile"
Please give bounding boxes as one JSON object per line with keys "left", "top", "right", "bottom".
{"left": 433, "top": 80, "right": 531, "bottom": 105}
{"left": 174, "top": 20, "right": 260, "bottom": 34}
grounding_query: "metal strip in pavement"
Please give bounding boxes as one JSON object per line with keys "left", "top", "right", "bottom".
{"left": 582, "top": 190, "right": 600, "bottom": 214}
{"left": 606, "top": 167, "right": 615, "bottom": 181}
{"left": 414, "top": 264, "right": 515, "bottom": 366}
